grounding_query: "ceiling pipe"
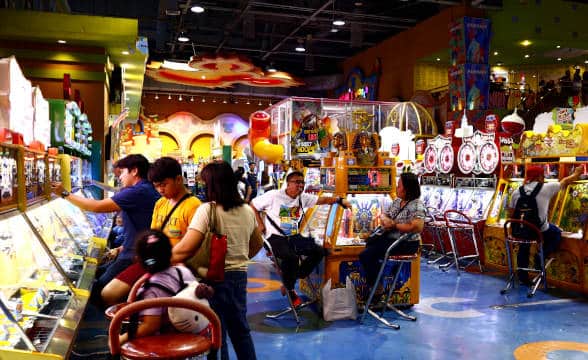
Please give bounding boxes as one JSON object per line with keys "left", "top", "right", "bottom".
{"left": 262, "top": 0, "right": 334, "bottom": 61}
{"left": 215, "top": 1, "right": 252, "bottom": 53}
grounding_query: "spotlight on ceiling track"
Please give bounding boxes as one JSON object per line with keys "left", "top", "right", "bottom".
{"left": 191, "top": 5, "right": 205, "bottom": 13}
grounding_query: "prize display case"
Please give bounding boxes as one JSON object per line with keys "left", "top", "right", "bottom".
{"left": 24, "top": 200, "right": 99, "bottom": 291}
{"left": 23, "top": 148, "right": 48, "bottom": 203}
{"left": 0, "top": 143, "right": 21, "bottom": 212}
{"left": 0, "top": 210, "right": 88, "bottom": 359}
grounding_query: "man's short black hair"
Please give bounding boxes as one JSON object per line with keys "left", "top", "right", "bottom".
{"left": 149, "top": 157, "right": 182, "bottom": 183}
{"left": 114, "top": 154, "right": 150, "bottom": 179}
{"left": 286, "top": 170, "right": 304, "bottom": 182}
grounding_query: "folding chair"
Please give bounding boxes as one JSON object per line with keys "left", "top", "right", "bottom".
{"left": 359, "top": 232, "right": 419, "bottom": 329}
{"left": 501, "top": 219, "right": 552, "bottom": 298}
{"left": 263, "top": 239, "right": 315, "bottom": 324}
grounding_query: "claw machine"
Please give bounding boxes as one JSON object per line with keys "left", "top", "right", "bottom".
{"left": 0, "top": 209, "right": 89, "bottom": 359}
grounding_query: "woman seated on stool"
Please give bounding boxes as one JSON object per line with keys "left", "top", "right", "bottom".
{"left": 119, "top": 230, "right": 212, "bottom": 345}
{"left": 359, "top": 172, "right": 425, "bottom": 299}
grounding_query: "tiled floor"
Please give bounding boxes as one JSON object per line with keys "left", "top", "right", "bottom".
{"left": 72, "top": 255, "right": 588, "bottom": 360}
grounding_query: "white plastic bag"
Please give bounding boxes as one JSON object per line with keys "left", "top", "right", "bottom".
{"left": 321, "top": 277, "right": 358, "bottom": 321}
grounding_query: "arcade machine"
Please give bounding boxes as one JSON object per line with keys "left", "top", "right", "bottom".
{"left": 483, "top": 122, "right": 588, "bottom": 293}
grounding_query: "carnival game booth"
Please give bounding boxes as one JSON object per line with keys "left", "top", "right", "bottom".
{"left": 483, "top": 122, "right": 588, "bottom": 294}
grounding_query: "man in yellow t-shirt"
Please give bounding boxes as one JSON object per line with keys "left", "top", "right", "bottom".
{"left": 101, "top": 157, "right": 201, "bottom": 306}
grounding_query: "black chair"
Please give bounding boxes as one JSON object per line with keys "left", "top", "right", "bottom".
{"left": 501, "top": 219, "right": 552, "bottom": 298}
{"left": 359, "top": 232, "right": 419, "bottom": 329}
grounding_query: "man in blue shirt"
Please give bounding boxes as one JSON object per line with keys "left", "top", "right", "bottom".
{"left": 51, "top": 154, "right": 160, "bottom": 293}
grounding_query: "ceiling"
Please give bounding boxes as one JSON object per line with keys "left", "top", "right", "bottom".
{"left": 63, "top": 0, "right": 502, "bottom": 78}
{"left": 420, "top": 0, "right": 588, "bottom": 67}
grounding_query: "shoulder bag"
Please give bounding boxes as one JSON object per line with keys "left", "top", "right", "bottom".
{"left": 265, "top": 197, "right": 317, "bottom": 254}
{"left": 185, "top": 202, "right": 228, "bottom": 282}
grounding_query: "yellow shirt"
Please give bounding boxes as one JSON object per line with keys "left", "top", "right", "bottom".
{"left": 151, "top": 196, "right": 201, "bottom": 246}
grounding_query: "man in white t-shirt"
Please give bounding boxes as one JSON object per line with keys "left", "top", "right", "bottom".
{"left": 508, "top": 165, "right": 583, "bottom": 284}
{"left": 251, "top": 170, "right": 350, "bottom": 306}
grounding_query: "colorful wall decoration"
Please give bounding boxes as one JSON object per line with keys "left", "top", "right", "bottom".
{"left": 335, "top": 67, "right": 379, "bottom": 101}
{"left": 122, "top": 111, "right": 250, "bottom": 160}
{"left": 146, "top": 54, "right": 303, "bottom": 88}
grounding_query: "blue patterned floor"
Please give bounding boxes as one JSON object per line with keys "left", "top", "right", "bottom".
{"left": 72, "top": 255, "right": 588, "bottom": 359}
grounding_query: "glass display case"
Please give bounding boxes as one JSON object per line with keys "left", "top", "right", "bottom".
{"left": 23, "top": 200, "right": 98, "bottom": 290}
{"left": 0, "top": 210, "right": 87, "bottom": 359}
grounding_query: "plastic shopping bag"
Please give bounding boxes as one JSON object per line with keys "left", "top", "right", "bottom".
{"left": 321, "top": 277, "right": 358, "bottom": 321}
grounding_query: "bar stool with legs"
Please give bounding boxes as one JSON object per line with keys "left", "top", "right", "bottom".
{"left": 360, "top": 232, "right": 419, "bottom": 329}
{"left": 263, "top": 239, "right": 315, "bottom": 324}
{"left": 423, "top": 206, "right": 451, "bottom": 266}
{"left": 108, "top": 297, "right": 221, "bottom": 359}
{"left": 443, "top": 210, "right": 483, "bottom": 275}
{"left": 501, "top": 219, "right": 552, "bottom": 298}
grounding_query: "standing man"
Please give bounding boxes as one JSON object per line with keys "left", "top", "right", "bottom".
{"left": 51, "top": 154, "right": 160, "bottom": 293}
{"left": 508, "top": 165, "right": 583, "bottom": 283}
{"left": 101, "top": 157, "right": 201, "bottom": 306}
{"left": 251, "top": 170, "right": 350, "bottom": 306}
{"left": 247, "top": 161, "right": 259, "bottom": 200}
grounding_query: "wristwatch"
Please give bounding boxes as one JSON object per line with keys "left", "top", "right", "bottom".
{"left": 60, "top": 190, "right": 70, "bottom": 198}
{"left": 336, "top": 197, "right": 344, "bottom": 206}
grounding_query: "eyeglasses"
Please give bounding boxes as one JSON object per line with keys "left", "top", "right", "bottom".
{"left": 289, "top": 180, "right": 305, "bottom": 185}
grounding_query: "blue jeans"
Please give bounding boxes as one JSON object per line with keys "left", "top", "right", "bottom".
{"left": 517, "top": 223, "right": 562, "bottom": 270}
{"left": 207, "top": 271, "right": 256, "bottom": 360}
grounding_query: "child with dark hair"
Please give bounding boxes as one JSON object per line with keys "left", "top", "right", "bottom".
{"left": 119, "top": 229, "right": 212, "bottom": 345}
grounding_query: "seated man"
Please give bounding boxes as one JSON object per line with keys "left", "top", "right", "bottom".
{"left": 507, "top": 165, "right": 582, "bottom": 283}
{"left": 251, "top": 171, "right": 350, "bottom": 306}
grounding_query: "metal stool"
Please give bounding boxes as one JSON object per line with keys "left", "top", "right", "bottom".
{"left": 108, "top": 297, "right": 221, "bottom": 359}
{"left": 501, "top": 219, "right": 552, "bottom": 298}
{"left": 443, "top": 210, "right": 483, "bottom": 275}
{"left": 263, "top": 239, "right": 315, "bottom": 324}
{"left": 423, "top": 206, "right": 451, "bottom": 266}
{"left": 360, "top": 233, "right": 419, "bottom": 329}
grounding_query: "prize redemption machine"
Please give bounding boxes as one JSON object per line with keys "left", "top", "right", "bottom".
{"left": 420, "top": 129, "right": 500, "bottom": 263}
{"left": 484, "top": 122, "right": 588, "bottom": 293}
{"left": 299, "top": 134, "right": 420, "bottom": 306}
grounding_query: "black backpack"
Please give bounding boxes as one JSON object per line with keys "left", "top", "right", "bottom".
{"left": 511, "top": 182, "right": 544, "bottom": 239}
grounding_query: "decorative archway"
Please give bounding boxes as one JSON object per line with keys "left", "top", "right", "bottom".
{"left": 159, "top": 131, "right": 180, "bottom": 156}
{"left": 232, "top": 134, "right": 250, "bottom": 159}
{"left": 190, "top": 133, "right": 214, "bottom": 160}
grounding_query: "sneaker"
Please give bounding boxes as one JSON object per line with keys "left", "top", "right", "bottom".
{"left": 289, "top": 290, "right": 303, "bottom": 308}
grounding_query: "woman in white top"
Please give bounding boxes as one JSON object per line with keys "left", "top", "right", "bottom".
{"left": 172, "top": 161, "right": 257, "bottom": 360}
